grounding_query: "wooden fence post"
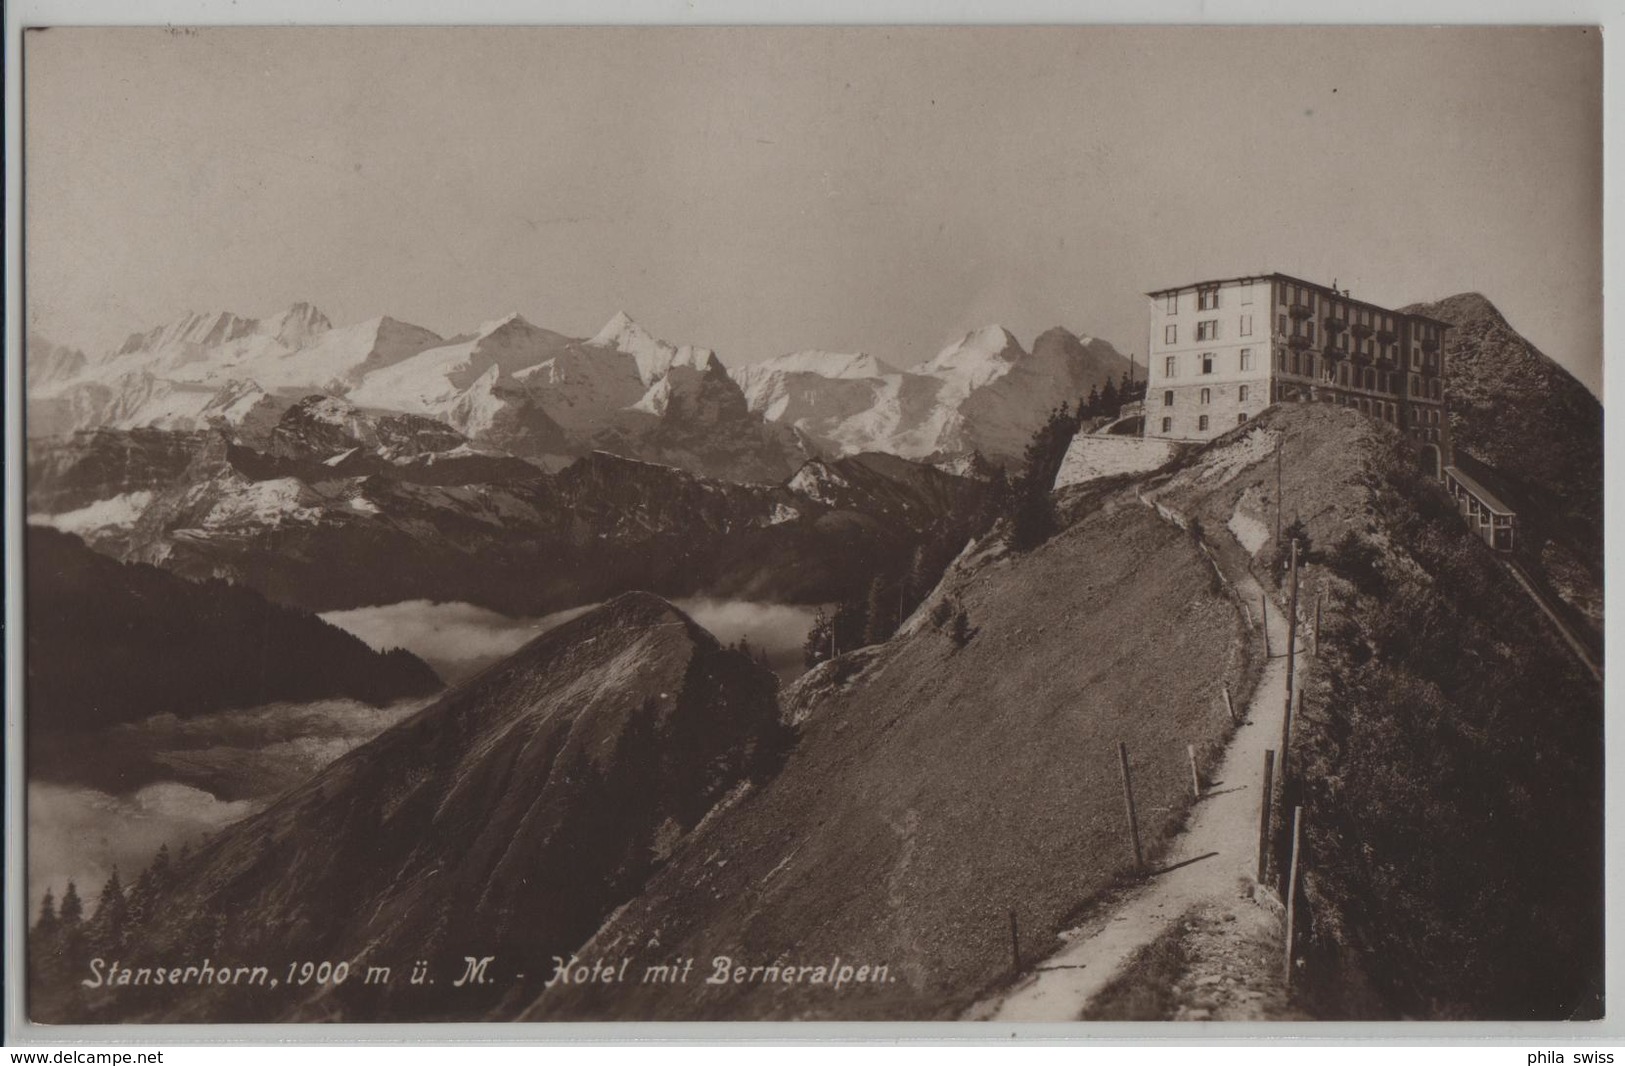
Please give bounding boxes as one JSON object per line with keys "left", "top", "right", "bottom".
{"left": 1285, "top": 539, "right": 1299, "bottom": 697}
{"left": 1223, "top": 684, "right": 1238, "bottom": 724}
{"left": 1284, "top": 805, "right": 1304, "bottom": 988}
{"left": 1280, "top": 540, "right": 1299, "bottom": 782}
{"left": 1188, "top": 744, "right": 1202, "bottom": 798}
{"left": 1117, "top": 742, "right": 1144, "bottom": 873}
{"left": 1279, "top": 681, "right": 1296, "bottom": 786}
{"left": 1257, "top": 749, "right": 1276, "bottom": 883}
{"left": 1009, "top": 908, "right": 1021, "bottom": 977}
{"left": 1261, "top": 593, "right": 1272, "bottom": 657}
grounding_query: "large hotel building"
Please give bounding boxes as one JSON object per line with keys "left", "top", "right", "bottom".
{"left": 1143, "top": 273, "right": 1451, "bottom": 474}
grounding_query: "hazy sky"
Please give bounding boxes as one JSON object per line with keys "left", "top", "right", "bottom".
{"left": 25, "top": 25, "right": 1602, "bottom": 391}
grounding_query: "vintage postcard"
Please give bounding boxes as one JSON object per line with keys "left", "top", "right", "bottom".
{"left": 12, "top": 22, "right": 1604, "bottom": 1031}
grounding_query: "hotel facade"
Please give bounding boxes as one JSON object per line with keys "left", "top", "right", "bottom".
{"left": 1143, "top": 273, "right": 1451, "bottom": 476}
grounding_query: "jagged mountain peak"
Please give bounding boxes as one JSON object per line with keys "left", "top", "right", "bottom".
{"left": 113, "top": 303, "right": 333, "bottom": 357}
{"left": 587, "top": 310, "right": 723, "bottom": 385}
{"left": 261, "top": 301, "right": 332, "bottom": 346}
{"left": 474, "top": 311, "right": 536, "bottom": 338}
{"left": 913, "top": 324, "right": 1026, "bottom": 391}
{"left": 589, "top": 309, "right": 644, "bottom": 347}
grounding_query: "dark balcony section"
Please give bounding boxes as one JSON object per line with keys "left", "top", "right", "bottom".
{"left": 1288, "top": 300, "right": 1314, "bottom": 319}
{"left": 1421, "top": 336, "right": 1440, "bottom": 353}
{"left": 1376, "top": 328, "right": 1397, "bottom": 344}
{"left": 1324, "top": 316, "right": 1348, "bottom": 333}
{"left": 1287, "top": 333, "right": 1313, "bottom": 350}
{"left": 1351, "top": 322, "right": 1373, "bottom": 339}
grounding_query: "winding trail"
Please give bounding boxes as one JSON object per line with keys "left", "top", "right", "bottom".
{"left": 967, "top": 507, "right": 1295, "bottom": 1022}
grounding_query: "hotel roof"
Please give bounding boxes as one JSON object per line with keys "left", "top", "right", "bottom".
{"left": 1144, "top": 272, "right": 1454, "bottom": 329}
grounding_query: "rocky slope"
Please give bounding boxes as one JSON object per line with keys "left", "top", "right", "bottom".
{"left": 34, "top": 593, "right": 790, "bottom": 1023}
{"left": 730, "top": 325, "right": 1130, "bottom": 465}
{"left": 25, "top": 526, "right": 439, "bottom": 736}
{"left": 1402, "top": 293, "right": 1601, "bottom": 589}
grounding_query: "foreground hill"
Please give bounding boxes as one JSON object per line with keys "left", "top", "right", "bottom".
{"left": 24, "top": 526, "right": 439, "bottom": 736}
{"left": 33, "top": 594, "right": 787, "bottom": 1024}
{"left": 527, "top": 475, "right": 1258, "bottom": 1020}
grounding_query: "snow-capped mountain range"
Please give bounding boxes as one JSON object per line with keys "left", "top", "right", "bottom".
{"left": 29, "top": 303, "right": 1130, "bottom": 480}
{"left": 731, "top": 324, "right": 1131, "bottom": 462}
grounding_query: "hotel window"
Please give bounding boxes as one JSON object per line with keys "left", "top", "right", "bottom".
{"left": 1277, "top": 349, "right": 1288, "bottom": 371}
{"left": 1164, "top": 355, "right": 1177, "bottom": 377}
{"left": 1277, "top": 314, "right": 1288, "bottom": 335}
{"left": 1239, "top": 314, "right": 1253, "bottom": 337}
{"left": 1166, "top": 293, "right": 1178, "bottom": 314}
{"left": 1200, "top": 388, "right": 1211, "bottom": 404}
{"left": 1163, "top": 390, "right": 1174, "bottom": 406}
{"left": 1198, "top": 415, "right": 1210, "bottom": 432}
{"left": 1196, "top": 320, "right": 1218, "bottom": 341}
{"left": 1339, "top": 364, "right": 1349, "bottom": 386}
{"left": 1198, "top": 288, "right": 1219, "bottom": 311}
{"left": 1237, "top": 412, "right": 1248, "bottom": 424}
{"left": 1238, "top": 385, "right": 1250, "bottom": 402}
{"left": 1241, "top": 286, "right": 1254, "bottom": 306}
{"left": 1201, "top": 353, "right": 1214, "bottom": 374}
{"left": 1162, "top": 417, "right": 1172, "bottom": 433}
{"left": 1240, "top": 348, "right": 1254, "bottom": 371}
{"left": 1165, "top": 324, "right": 1177, "bottom": 344}
{"left": 1305, "top": 321, "right": 1316, "bottom": 343}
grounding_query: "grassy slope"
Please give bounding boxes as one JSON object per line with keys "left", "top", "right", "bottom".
{"left": 524, "top": 480, "right": 1258, "bottom": 1021}
{"left": 1156, "top": 404, "right": 1601, "bottom": 1019}
{"left": 1293, "top": 441, "right": 1602, "bottom": 1019}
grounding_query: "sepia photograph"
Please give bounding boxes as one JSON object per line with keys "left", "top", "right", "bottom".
{"left": 11, "top": 20, "right": 1606, "bottom": 1031}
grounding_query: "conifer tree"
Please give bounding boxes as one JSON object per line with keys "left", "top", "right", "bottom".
{"left": 35, "top": 890, "right": 58, "bottom": 938}
{"left": 803, "top": 608, "right": 834, "bottom": 669}
{"left": 58, "top": 882, "right": 83, "bottom": 929}
{"left": 89, "top": 869, "right": 128, "bottom": 956}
